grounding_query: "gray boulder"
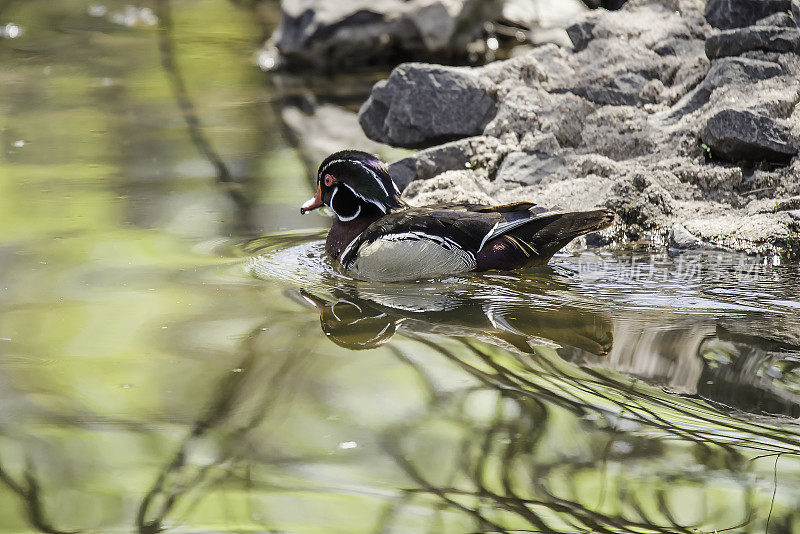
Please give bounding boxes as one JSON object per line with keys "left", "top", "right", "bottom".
{"left": 268, "top": 0, "right": 502, "bottom": 71}
{"left": 705, "top": 26, "right": 800, "bottom": 58}
{"left": 581, "top": 0, "right": 629, "bottom": 9}
{"left": 671, "top": 57, "right": 783, "bottom": 116}
{"left": 705, "top": 0, "right": 795, "bottom": 29}
{"left": 669, "top": 224, "right": 708, "bottom": 249}
{"left": 700, "top": 109, "right": 797, "bottom": 163}
{"left": 358, "top": 63, "right": 498, "bottom": 148}
{"left": 494, "top": 151, "right": 567, "bottom": 187}
{"left": 388, "top": 138, "right": 476, "bottom": 189}
{"left": 755, "top": 11, "right": 798, "bottom": 27}
{"left": 567, "top": 72, "right": 656, "bottom": 106}
{"left": 704, "top": 56, "right": 783, "bottom": 85}
{"left": 566, "top": 19, "right": 597, "bottom": 51}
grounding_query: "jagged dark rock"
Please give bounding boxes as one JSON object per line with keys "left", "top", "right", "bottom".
{"left": 566, "top": 19, "right": 596, "bottom": 51}
{"left": 705, "top": 26, "right": 800, "bottom": 58}
{"left": 351, "top": 0, "right": 800, "bottom": 256}
{"left": 672, "top": 57, "right": 783, "bottom": 116}
{"left": 494, "top": 152, "right": 567, "bottom": 187}
{"left": 567, "top": 72, "right": 657, "bottom": 106}
{"left": 705, "top": 0, "right": 795, "bottom": 29}
{"left": 701, "top": 109, "right": 797, "bottom": 164}
{"left": 388, "top": 138, "right": 476, "bottom": 189}
{"left": 755, "top": 11, "right": 798, "bottom": 27}
{"left": 669, "top": 224, "right": 708, "bottom": 249}
{"left": 582, "top": 0, "right": 629, "bottom": 9}
{"left": 358, "top": 63, "right": 498, "bottom": 148}
{"left": 267, "top": 0, "right": 503, "bottom": 71}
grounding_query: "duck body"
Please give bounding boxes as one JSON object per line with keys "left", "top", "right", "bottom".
{"left": 302, "top": 150, "right": 615, "bottom": 282}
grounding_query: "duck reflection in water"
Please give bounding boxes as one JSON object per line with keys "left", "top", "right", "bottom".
{"left": 299, "top": 286, "right": 613, "bottom": 357}
{"left": 297, "top": 280, "right": 800, "bottom": 417}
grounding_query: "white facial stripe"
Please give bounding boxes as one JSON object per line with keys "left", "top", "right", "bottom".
{"left": 319, "top": 158, "right": 346, "bottom": 177}
{"left": 342, "top": 183, "right": 387, "bottom": 214}
{"left": 358, "top": 161, "right": 389, "bottom": 197}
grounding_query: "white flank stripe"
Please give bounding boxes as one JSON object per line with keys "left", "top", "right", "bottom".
{"left": 339, "top": 234, "right": 362, "bottom": 266}
{"left": 477, "top": 211, "right": 557, "bottom": 252}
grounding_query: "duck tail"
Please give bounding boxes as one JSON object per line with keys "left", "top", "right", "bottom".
{"left": 476, "top": 208, "right": 615, "bottom": 271}
{"left": 519, "top": 208, "right": 615, "bottom": 262}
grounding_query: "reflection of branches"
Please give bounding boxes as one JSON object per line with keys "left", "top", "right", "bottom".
{"left": 241, "top": 236, "right": 800, "bottom": 531}
{"left": 372, "top": 334, "right": 800, "bottom": 532}
{"left": 0, "top": 456, "right": 76, "bottom": 534}
{"left": 135, "top": 321, "right": 314, "bottom": 533}
{"left": 154, "top": 0, "right": 253, "bottom": 233}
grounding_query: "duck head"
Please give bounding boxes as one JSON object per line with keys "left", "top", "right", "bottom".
{"left": 300, "top": 291, "right": 396, "bottom": 350}
{"left": 300, "top": 150, "right": 404, "bottom": 221}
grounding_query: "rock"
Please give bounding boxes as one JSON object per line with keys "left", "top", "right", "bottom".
{"left": 566, "top": 19, "right": 596, "bottom": 51}
{"left": 652, "top": 37, "right": 703, "bottom": 56}
{"left": 388, "top": 138, "right": 476, "bottom": 189}
{"left": 669, "top": 224, "right": 706, "bottom": 249}
{"left": 755, "top": 11, "right": 798, "bottom": 28}
{"left": 705, "top": 0, "right": 793, "bottom": 29}
{"left": 707, "top": 56, "right": 783, "bottom": 84}
{"left": 581, "top": 0, "right": 629, "bottom": 8}
{"left": 386, "top": 159, "right": 418, "bottom": 192}
{"left": 388, "top": 135, "right": 518, "bottom": 187}
{"left": 268, "top": 0, "right": 503, "bottom": 71}
{"left": 360, "top": 0, "right": 800, "bottom": 256}
{"left": 603, "top": 0, "right": 629, "bottom": 7}
{"left": 358, "top": 63, "right": 498, "bottom": 148}
{"left": 568, "top": 72, "right": 656, "bottom": 106}
{"left": 789, "top": 209, "right": 800, "bottom": 220}
{"left": 774, "top": 196, "right": 800, "bottom": 211}
{"left": 700, "top": 109, "right": 797, "bottom": 164}
{"left": 683, "top": 212, "right": 794, "bottom": 252}
{"left": 494, "top": 151, "right": 567, "bottom": 186}
{"left": 671, "top": 57, "right": 783, "bottom": 116}
{"left": 403, "top": 170, "right": 495, "bottom": 205}
{"left": 519, "top": 132, "right": 561, "bottom": 154}
{"left": 705, "top": 26, "right": 800, "bottom": 59}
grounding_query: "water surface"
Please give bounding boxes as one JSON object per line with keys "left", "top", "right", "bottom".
{"left": 2, "top": 1, "right": 800, "bottom": 532}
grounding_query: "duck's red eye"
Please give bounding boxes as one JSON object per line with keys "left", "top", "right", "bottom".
{"left": 323, "top": 174, "right": 334, "bottom": 187}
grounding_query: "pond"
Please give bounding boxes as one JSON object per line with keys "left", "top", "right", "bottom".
{"left": 2, "top": 1, "right": 800, "bottom": 532}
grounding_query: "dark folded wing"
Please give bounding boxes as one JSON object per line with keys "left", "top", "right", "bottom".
{"left": 337, "top": 203, "right": 596, "bottom": 281}
{"left": 421, "top": 201, "right": 542, "bottom": 215}
{"left": 340, "top": 207, "right": 505, "bottom": 269}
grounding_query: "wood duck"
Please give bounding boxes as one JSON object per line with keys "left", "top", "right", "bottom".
{"left": 300, "top": 289, "right": 614, "bottom": 356}
{"left": 301, "top": 150, "right": 615, "bottom": 282}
